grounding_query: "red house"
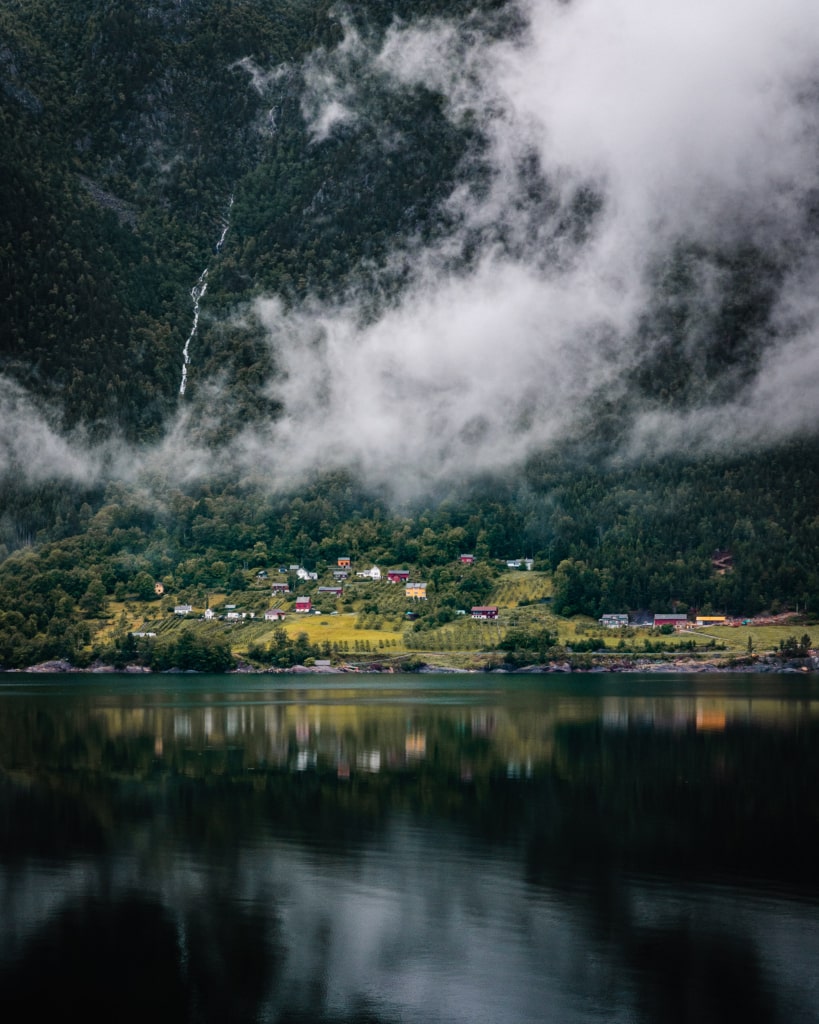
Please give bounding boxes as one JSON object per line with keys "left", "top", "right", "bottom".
{"left": 653, "top": 613, "right": 688, "bottom": 628}
{"left": 459, "top": 554, "right": 475, "bottom": 565}
{"left": 295, "top": 596, "right": 312, "bottom": 613}
{"left": 387, "top": 569, "right": 410, "bottom": 583}
{"left": 471, "top": 606, "right": 498, "bottom": 620}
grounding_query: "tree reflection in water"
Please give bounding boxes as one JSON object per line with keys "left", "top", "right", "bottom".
{"left": 1, "top": 675, "right": 818, "bottom": 1023}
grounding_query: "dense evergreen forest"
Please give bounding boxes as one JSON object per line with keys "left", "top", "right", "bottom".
{"left": 1, "top": 0, "right": 817, "bottom": 667}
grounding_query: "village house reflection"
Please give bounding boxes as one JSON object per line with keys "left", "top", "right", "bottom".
{"left": 9, "top": 686, "right": 815, "bottom": 785}
{"left": 3, "top": 678, "right": 819, "bottom": 1024}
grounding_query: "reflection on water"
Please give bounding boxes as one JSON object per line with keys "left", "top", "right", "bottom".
{"left": 1, "top": 673, "right": 818, "bottom": 1023}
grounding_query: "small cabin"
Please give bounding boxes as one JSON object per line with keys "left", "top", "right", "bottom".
{"left": 459, "top": 554, "right": 475, "bottom": 565}
{"left": 471, "top": 606, "right": 498, "bottom": 620}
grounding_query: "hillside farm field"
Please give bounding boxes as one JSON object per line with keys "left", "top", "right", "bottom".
{"left": 682, "top": 623, "right": 812, "bottom": 656}
{"left": 89, "top": 573, "right": 813, "bottom": 669}
{"left": 234, "top": 613, "right": 407, "bottom": 655}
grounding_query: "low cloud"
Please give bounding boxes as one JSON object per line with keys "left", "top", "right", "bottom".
{"left": 0, "top": 378, "right": 105, "bottom": 486}
{"left": 6, "top": 0, "right": 819, "bottom": 499}
{"left": 248, "top": 254, "right": 640, "bottom": 493}
{"left": 299, "top": 14, "right": 368, "bottom": 142}
{"left": 251, "top": 0, "right": 819, "bottom": 485}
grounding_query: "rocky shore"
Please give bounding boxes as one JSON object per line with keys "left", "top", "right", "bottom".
{"left": 10, "top": 654, "right": 819, "bottom": 675}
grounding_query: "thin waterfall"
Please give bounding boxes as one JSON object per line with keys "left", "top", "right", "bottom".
{"left": 179, "top": 195, "right": 234, "bottom": 396}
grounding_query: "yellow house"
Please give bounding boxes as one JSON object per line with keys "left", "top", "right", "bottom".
{"left": 696, "top": 615, "right": 727, "bottom": 626}
{"left": 405, "top": 582, "right": 427, "bottom": 599}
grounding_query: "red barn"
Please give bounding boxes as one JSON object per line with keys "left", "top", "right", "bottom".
{"left": 653, "top": 613, "right": 688, "bottom": 628}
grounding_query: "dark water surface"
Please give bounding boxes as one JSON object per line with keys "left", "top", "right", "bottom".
{"left": 1, "top": 672, "right": 818, "bottom": 1023}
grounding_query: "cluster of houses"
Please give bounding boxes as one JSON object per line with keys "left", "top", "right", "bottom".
{"left": 255, "top": 556, "right": 451, "bottom": 620}
{"left": 173, "top": 603, "right": 261, "bottom": 621}
{"left": 599, "top": 613, "right": 735, "bottom": 630}
{"left": 169, "top": 554, "right": 514, "bottom": 624}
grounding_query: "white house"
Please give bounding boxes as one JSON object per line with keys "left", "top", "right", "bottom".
{"left": 203, "top": 608, "right": 215, "bottom": 621}
{"left": 296, "top": 567, "right": 318, "bottom": 581}
{"left": 173, "top": 604, "right": 193, "bottom": 615}
{"left": 356, "top": 566, "right": 381, "bottom": 580}
{"left": 506, "top": 557, "right": 534, "bottom": 570}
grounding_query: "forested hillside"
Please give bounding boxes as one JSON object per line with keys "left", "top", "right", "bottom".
{"left": 1, "top": 0, "right": 817, "bottom": 667}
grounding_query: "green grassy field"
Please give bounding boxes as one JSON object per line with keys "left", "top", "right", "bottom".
{"left": 90, "top": 571, "right": 814, "bottom": 666}
{"left": 491, "top": 571, "right": 554, "bottom": 606}
{"left": 233, "top": 613, "right": 407, "bottom": 655}
{"left": 682, "top": 623, "right": 813, "bottom": 655}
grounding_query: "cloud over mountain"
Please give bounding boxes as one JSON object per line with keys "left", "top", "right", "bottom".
{"left": 251, "top": 0, "right": 819, "bottom": 488}
{"left": 4, "top": 0, "right": 818, "bottom": 496}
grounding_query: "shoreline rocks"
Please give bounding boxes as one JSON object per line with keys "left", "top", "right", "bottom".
{"left": 8, "top": 653, "right": 819, "bottom": 675}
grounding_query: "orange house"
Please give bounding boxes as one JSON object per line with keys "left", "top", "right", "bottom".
{"left": 337, "top": 557, "right": 351, "bottom": 569}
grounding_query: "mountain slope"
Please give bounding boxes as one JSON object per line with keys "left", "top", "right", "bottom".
{"left": 0, "top": 0, "right": 817, "bottom": 666}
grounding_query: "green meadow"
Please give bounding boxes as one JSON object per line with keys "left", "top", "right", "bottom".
{"left": 91, "top": 569, "right": 812, "bottom": 669}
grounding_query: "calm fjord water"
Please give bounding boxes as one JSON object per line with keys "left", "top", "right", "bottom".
{"left": 1, "top": 672, "right": 818, "bottom": 1023}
